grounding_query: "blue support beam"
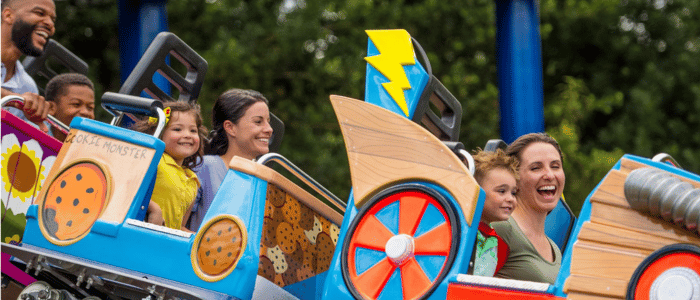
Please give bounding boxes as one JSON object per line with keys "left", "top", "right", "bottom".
{"left": 117, "top": 0, "right": 170, "bottom": 96}
{"left": 495, "top": 0, "right": 545, "bottom": 143}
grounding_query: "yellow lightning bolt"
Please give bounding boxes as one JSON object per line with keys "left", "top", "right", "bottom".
{"left": 365, "top": 30, "right": 416, "bottom": 117}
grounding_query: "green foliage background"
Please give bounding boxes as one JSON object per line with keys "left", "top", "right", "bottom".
{"left": 51, "top": 0, "right": 700, "bottom": 215}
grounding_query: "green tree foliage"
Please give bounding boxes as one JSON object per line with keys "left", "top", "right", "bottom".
{"left": 52, "top": 0, "right": 700, "bottom": 214}
{"left": 53, "top": 0, "right": 120, "bottom": 122}
{"left": 540, "top": 0, "right": 700, "bottom": 212}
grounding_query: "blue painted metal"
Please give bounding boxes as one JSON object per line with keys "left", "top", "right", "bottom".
{"left": 544, "top": 200, "right": 576, "bottom": 251}
{"left": 495, "top": 0, "right": 545, "bottom": 143}
{"left": 117, "top": 0, "right": 171, "bottom": 96}
{"left": 374, "top": 201, "right": 400, "bottom": 235}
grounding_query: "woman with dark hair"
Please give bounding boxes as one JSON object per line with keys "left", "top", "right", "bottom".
{"left": 187, "top": 88, "right": 273, "bottom": 230}
{"left": 492, "top": 132, "right": 565, "bottom": 284}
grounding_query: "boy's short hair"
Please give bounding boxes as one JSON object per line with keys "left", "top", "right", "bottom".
{"left": 45, "top": 73, "right": 94, "bottom": 102}
{"left": 472, "top": 149, "right": 519, "bottom": 185}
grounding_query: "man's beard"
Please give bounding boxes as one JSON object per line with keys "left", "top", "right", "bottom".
{"left": 11, "top": 19, "right": 45, "bottom": 57}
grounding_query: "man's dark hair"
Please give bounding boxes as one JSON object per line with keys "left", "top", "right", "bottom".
{"left": 44, "top": 73, "right": 94, "bottom": 102}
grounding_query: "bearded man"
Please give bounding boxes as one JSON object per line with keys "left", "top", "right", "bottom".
{"left": 1, "top": 0, "right": 56, "bottom": 134}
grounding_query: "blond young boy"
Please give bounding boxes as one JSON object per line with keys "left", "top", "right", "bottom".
{"left": 469, "top": 149, "right": 519, "bottom": 276}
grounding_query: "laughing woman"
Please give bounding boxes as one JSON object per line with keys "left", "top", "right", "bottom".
{"left": 491, "top": 133, "right": 565, "bottom": 284}
{"left": 186, "top": 89, "right": 273, "bottom": 231}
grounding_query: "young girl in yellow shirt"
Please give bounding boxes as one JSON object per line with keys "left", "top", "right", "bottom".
{"left": 133, "top": 101, "right": 206, "bottom": 231}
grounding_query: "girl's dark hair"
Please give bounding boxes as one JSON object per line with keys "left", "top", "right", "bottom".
{"left": 206, "top": 88, "right": 269, "bottom": 155}
{"left": 505, "top": 132, "right": 563, "bottom": 164}
{"left": 131, "top": 101, "right": 207, "bottom": 169}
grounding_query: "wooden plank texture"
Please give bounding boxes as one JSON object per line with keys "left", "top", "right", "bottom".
{"left": 589, "top": 170, "right": 629, "bottom": 208}
{"left": 564, "top": 274, "right": 628, "bottom": 298}
{"left": 590, "top": 201, "right": 700, "bottom": 244}
{"left": 619, "top": 158, "right": 649, "bottom": 175}
{"left": 577, "top": 221, "right": 700, "bottom": 252}
{"left": 330, "top": 95, "right": 480, "bottom": 225}
{"left": 569, "top": 240, "right": 649, "bottom": 281}
{"left": 566, "top": 291, "right": 624, "bottom": 300}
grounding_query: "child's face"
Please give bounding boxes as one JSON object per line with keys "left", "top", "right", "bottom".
{"left": 53, "top": 84, "right": 95, "bottom": 125}
{"left": 162, "top": 111, "right": 200, "bottom": 166}
{"left": 480, "top": 168, "right": 517, "bottom": 224}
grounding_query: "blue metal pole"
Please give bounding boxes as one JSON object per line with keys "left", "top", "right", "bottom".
{"left": 117, "top": 0, "right": 170, "bottom": 96}
{"left": 495, "top": 0, "right": 545, "bottom": 143}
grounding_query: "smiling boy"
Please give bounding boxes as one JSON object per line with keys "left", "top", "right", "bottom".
{"left": 44, "top": 73, "right": 95, "bottom": 141}
{"left": 470, "top": 149, "right": 519, "bottom": 277}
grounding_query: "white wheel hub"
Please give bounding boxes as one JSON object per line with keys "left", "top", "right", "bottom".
{"left": 651, "top": 267, "right": 700, "bottom": 300}
{"left": 385, "top": 234, "right": 414, "bottom": 266}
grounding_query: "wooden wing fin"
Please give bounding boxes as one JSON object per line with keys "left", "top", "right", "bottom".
{"left": 329, "top": 95, "right": 479, "bottom": 226}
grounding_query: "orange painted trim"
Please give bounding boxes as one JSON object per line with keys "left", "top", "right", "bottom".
{"left": 447, "top": 283, "right": 565, "bottom": 300}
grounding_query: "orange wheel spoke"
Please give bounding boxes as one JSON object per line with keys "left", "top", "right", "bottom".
{"left": 400, "top": 258, "right": 432, "bottom": 299}
{"left": 355, "top": 258, "right": 395, "bottom": 299}
{"left": 414, "top": 223, "right": 451, "bottom": 255}
{"left": 399, "top": 195, "right": 427, "bottom": 235}
{"left": 352, "top": 215, "right": 394, "bottom": 250}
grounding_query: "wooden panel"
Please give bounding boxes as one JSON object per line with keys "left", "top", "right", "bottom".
{"left": 577, "top": 221, "right": 698, "bottom": 252}
{"left": 563, "top": 274, "right": 628, "bottom": 298}
{"left": 566, "top": 291, "right": 624, "bottom": 300}
{"left": 36, "top": 129, "right": 156, "bottom": 223}
{"left": 330, "top": 95, "right": 480, "bottom": 225}
{"left": 619, "top": 158, "right": 649, "bottom": 175}
{"left": 590, "top": 201, "right": 700, "bottom": 244}
{"left": 589, "top": 170, "right": 629, "bottom": 208}
{"left": 230, "top": 157, "right": 343, "bottom": 225}
{"left": 569, "top": 240, "right": 649, "bottom": 281}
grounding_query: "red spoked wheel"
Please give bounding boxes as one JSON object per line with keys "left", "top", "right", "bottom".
{"left": 628, "top": 244, "right": 700, "bottom": 300}
{"left": 342, "top": 184, "right": 459, "bottom": 300}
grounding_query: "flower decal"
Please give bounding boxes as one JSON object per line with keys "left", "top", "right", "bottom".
{"left": 4, "top": 234, "right": 20, "bottom": 245}
{"left": 1, "top": 133, "right": 55, "bottom": 215}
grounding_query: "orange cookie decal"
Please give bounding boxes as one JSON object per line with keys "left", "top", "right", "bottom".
{"left": 192, "top": 215, "right": 247, "bottom": 281}
{"left": 40, "top": 161, "right": 109, "bottom": 244}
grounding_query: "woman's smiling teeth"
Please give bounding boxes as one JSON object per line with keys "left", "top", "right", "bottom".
{"left": 537, "top": 185, "right": 556, "bottom": 197}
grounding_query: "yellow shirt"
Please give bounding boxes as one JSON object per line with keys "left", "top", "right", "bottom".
{"left": 150, "top": 153, "right": 200, "bottom": 229}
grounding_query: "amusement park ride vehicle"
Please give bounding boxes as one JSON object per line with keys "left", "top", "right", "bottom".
{"left": 3, "top": 21, "right": 700, "bottom": 300}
